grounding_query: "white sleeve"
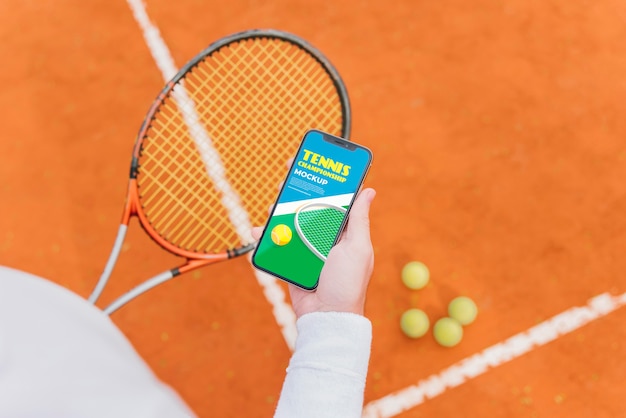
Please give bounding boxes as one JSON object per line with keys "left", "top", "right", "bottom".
{"left": 0, "top": 266, "right": 194, "bottom": 418}
{"left": 274, "top": 311, "right": 372, "bottom": 418}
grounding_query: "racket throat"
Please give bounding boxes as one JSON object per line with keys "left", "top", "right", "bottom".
{"left": 121, "top": 179, "right": 140, "bottom": 224}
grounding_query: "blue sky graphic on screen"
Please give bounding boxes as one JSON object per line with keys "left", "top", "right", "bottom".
{"left": 253, "top": 130, "right": 371, "bottom": 289}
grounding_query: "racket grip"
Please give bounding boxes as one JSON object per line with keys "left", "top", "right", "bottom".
{"left": 88, "top": 224, "right": 128, "bottom": 304}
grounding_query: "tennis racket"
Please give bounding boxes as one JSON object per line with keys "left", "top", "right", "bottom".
{"left": 294, "top": 202, "right": 348, "bottom": 261}
{"left": 88, "top": 29, "right": 351, "bottom": 315}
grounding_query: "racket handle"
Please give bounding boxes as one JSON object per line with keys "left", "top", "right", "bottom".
{"left": 103, "top": 269, "right": 176, "bottom": 315}
{"left": 88, "top": 224, "right": 128, "bottom": 304}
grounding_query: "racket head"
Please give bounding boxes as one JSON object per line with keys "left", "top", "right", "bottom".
{"left": 294, "top": 202, "right": 348, "bottom": 261}
{"left": 129, "top": 29, "right": 351, "bottom": 260}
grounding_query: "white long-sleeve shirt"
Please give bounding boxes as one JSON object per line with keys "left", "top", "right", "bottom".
{"left": 0, "top": 266, "right": 371, "bottom": 417}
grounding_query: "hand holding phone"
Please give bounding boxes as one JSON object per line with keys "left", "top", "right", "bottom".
{"left": 251, "top": 187, "right": 376, "bottom": 317}
{"left": 252, "top": 130, "right": 373, "bottom": 293}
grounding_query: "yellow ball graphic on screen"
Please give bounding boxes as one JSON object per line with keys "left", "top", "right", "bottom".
{"left": 271, "top": 224, "right": 292, "bottom": 246}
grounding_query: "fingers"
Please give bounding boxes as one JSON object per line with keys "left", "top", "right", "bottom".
{"left": 344, "top": 188, "right": 376, "bottom": 243}
{"left": 251, "top": 226, "right": 264, "bottom": 240}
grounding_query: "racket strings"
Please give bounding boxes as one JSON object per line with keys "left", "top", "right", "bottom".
{"left": 137, "top": 36, "right": 345, "bottom": 254}
{"left": 141, "top": 155, "right": 225, "bottom": 246}
{"left": 139, "top": 112, "right": 249, "bottom": 253}
{"left": 297, "top": 207, "right": 345, "bottom": 258}
{"left": 185, "top": 39, "right": 343, "bottom": 221}
{"left": 140, "top": 112, "right": 237, "bottom": 251}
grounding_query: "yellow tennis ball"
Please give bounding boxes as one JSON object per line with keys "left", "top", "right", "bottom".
{"left": 400, "top": 308, "right": 430, "bottom": 339}
{"left": 433, "top": 317, "right": 463, "bottom": 347}
{"left": 271, "top": 224, "right": 292, "bottom": 246}
{"left": 448, "top": 296, "right": 478, "bottom": 326}
{"left": 401, "top": 261, "right": 430, "bottom": 290}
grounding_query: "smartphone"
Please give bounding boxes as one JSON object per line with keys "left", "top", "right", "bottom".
{"left": 252, "top": 129, "right": 373, "bottom": 290}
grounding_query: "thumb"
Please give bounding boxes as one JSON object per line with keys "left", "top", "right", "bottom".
{"left": 251, "top": 226, "right": 264, "bottom": 240}
{"left": 344, "top": 188, "right": 376, "bottom": 242}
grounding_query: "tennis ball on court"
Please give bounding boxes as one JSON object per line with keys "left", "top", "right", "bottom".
{"left": 401, "top": 261, "right": 430, "bottom": 289}
{"left": 271, "top": 224, "right": 292, "bottom": 246}
{"left": 448, "top": 296, "right": 478, "bottom": 325}
{"left": 433, "top": 317, "right": 463, "bottom": 347}
{"left": 400, "top": 309, "right": 430, "bottom": 338}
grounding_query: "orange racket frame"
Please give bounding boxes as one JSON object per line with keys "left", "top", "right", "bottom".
{"left": 88, "top": 29, "right": 351, "bottom": 314}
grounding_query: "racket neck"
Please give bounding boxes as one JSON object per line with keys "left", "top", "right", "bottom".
{"left": 121, "top": 179, "right": 139, "bottom": 225}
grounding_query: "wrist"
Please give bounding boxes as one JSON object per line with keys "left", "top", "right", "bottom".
{"left": 294, "top": 301, "right": 365, "bottom": 318}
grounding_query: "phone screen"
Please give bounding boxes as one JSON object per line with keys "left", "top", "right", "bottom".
{"left": 252, "top": 130, "right": 372, "bottom": 290}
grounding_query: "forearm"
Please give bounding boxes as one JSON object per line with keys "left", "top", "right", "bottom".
{"left": 274, "top": 312, "right": 372, "bottom": 418}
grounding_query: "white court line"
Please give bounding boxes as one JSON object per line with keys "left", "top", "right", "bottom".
{"left": 126, "top": 0, "right": 297, "bottom": 350}
{"left": 124, "top": 4, "right": 625, "bottom": 416}
{"left": 362, "top": 291, "right": 626, "bottom": 417}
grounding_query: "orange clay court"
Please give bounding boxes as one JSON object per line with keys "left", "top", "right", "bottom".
{"left": 1, "top": 1, "right": 625, "bottom": 417}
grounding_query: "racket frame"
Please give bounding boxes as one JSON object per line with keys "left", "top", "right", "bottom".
{"left": 89, "top": 29, "right": 352, "bottom": 313}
